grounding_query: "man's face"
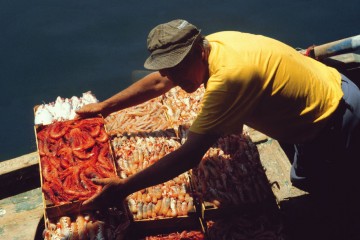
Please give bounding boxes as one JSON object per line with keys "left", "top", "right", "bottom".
{"left": 160, "top": 47, "right": 206, "bottom": 93}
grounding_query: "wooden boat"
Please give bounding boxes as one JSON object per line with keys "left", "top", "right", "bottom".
{"left": 0, "top": 35, "right": 359, "bottom": 240}
{"left": 0, "top": 128, "right": 298, "bottom": 240}
{"left": 300, "top": 34, "right": 360, "bottom": 87}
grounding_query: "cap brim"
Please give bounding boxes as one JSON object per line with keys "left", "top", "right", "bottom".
{"left": 144, "top": 33, "right": 201, "bottom": 70}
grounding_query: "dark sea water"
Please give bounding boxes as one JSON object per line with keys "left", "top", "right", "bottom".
{"left": 1, "top": 0, "right": 359, "bottom": 161}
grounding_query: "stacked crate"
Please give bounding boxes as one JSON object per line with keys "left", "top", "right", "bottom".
{"left": 106, "top": 87, "right": 205, "bottom": 237}
{"left": 34, "top": 95, "right": 131, "bottom": 239}
{"left": 34, "top": 85, "right": 283, "bottom": 239}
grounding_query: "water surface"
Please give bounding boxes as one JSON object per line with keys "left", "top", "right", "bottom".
{"left": 1, "top": 0, "right": 359, "bottom": 161}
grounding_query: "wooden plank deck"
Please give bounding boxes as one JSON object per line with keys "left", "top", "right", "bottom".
{"left": 245, "top": 126, "right": 306, "bottom": 202}
{"left": 0, "top": 129, "right": 306, "bottom": 239}
{"left": 0, "top": 153, "right": 43, "bottom": 240}
{"left": 0, "top": 188, "right": 43, "bottom": 240}
{"left": 0, "top": 152, "right": 40, "bottom": 200}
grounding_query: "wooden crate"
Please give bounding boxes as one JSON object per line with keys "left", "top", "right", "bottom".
{"left": 34, "top": 117, "right": 117, "bottom": 219}
{"left": 128, "top": 216, "right": 206, "bottom": 240}
{"left": 43, "top": 205, "right": 131, "bottom": 239}
{"left": 200, "top": 196, "right": 279, "bottom": 221}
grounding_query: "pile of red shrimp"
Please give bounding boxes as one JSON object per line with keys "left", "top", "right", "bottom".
{"left": 37, "top": 117, "right": 116, "bottom": 205}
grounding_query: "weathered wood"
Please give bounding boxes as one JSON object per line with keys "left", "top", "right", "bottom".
{"left": 244, "top": 126, "right": 307, "bottom": 203}
{"left": 314, "top": 35, "right": 360, "bottom": 59}
{"left": 320, "top": 52, "right": 360, "bottom": 87}
{"left": 0, "top": 152, "right": 40, "bottom": 199}
{"left": 257, "top": 139, "right": 307, "bottom": 201}
{"left": 0, "top": 152, "right": 38, "bottom": 175}
{"left": 321, "top": 53, "right": 360, "bottom": 71}
{"left": 244, "top": 125, "right": 268, "bottom": 144}
{"left": 330, "top": 52, "right": 360, "bottom": 65}
{"left": 0, "top": 188, "right": 43, "bottom": 240}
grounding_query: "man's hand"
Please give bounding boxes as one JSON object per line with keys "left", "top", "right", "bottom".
{"left": 82, "top": 177, "right": 126, "bottom": 209}
{"left": 75, "top": 102, "right": 107, "bottom": 118}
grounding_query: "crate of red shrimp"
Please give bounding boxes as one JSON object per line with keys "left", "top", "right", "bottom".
{"left": 34, "top": 115, "right": 118, "bottom": 218}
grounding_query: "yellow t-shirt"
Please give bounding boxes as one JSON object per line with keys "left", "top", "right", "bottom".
{"left": 190, "top": 31, "right": 343, "bottom": 143}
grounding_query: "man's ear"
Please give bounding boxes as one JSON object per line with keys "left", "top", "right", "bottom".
{"left": 201, "top": 47, "right": 207, "bottom": 61}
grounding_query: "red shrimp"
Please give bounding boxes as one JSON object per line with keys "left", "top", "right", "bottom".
{"left": 49, "top": 121, "right": 70, "bottom": 139}
{"left": 97, "top": 146, "right": 114, "bottom": 170}
{"left": 69, "top": 128, "right": 95, "bottom": 150}
{"left": 96, "top": 128, "right": 109, "bottom": 143}
{"left": 57, "top": 146, "right": 74, "bottom": 168}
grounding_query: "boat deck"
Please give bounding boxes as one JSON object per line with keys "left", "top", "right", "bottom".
{"left": 0, "top": 127, "right": 310, "bottom": 240}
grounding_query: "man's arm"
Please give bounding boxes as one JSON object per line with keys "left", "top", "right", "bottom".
{"left": 122, "top": 131, "right": 219, "bottom": 196}
{"left": 82, "top": 131, "right": 219, "bottom": 207}
{"left": 76, "top": 71, "right": 174, "bottom": 117}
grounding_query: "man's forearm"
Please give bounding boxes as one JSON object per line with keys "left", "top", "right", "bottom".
{"left": 121, "top": 131, "right": 219, "bottom": 197}
{"left": 122, "top": 147, "right": 197, "bottom": 197}
{"left": 102, "top": 72, "right": 173, "bottom": 114}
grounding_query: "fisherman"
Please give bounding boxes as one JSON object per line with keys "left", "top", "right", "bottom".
{"left": 77, "top": 19, "right": 360, "bottom": 239}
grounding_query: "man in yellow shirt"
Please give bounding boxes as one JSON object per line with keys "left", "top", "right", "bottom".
{"left": 77, "top": 19, "right": 360, "bottom": 238}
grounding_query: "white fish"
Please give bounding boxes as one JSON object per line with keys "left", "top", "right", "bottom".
{"left": 34, "top": 105, "right": 53, "bottom": 125}
{"left": 82, "top": 91, "right": 98, "bottom": 104}
{"left": 34, "top": 91, "right": 98, "bottom": 125}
